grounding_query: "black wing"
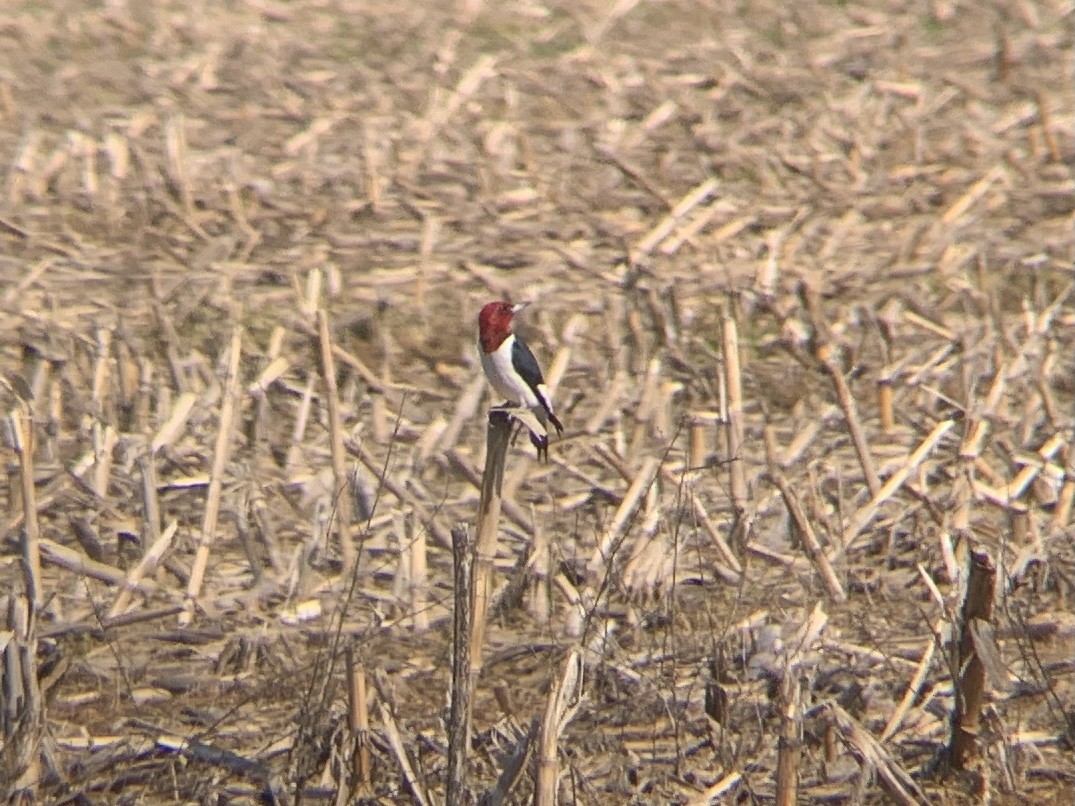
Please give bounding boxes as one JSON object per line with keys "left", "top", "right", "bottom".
{"left": 511, "top": 337, "right": 563, "bottom": 435}
{"left": 510, "top": 336, "right": 546, "bottom": 389}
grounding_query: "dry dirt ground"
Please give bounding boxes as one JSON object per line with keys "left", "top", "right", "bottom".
{"left": 0, "top": 0, "right": 1073, "bottom": 803}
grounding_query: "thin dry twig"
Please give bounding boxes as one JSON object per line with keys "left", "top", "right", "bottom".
{"left": 318, "top": 308, "right": 357, "bottom": 576}
{"left": 722, "top": 311, "right": 748, "bottom": 520}
{"left": 108, "top": 520, "right": 179, "bottom": 617}
{"left": 799, "top": 281, "right": 882, "bottom": 496}
{"left": 181, "top": 326, "right": 243, "bottom": 626}
{"left": 823, "top": 702, "right": 931, "bottom": 806}
{"left": 378, "top": 701, "right": 431, "bottom": 806}
{"left": 588, "top": 455, "right": 661, "bottom": 576}
{"left": 835, "top": 418, "right": 955, "bottom": 556}
{"left": 480, "top": 718, "right": 537, "bottom": 806}
{"left": 880, "top": 636, "right": 937, "bottom": 742}
{"left": 348, "top": 437, "right": 453, "bottom": 549}
{"left": 10, "top": 407, "right": 42, "bottom": 610}
{"left": 764, "top": 424, "right": 846, "bottom": 602}
{"left": 685, "top": 771, "right": 742, "bottom": 806}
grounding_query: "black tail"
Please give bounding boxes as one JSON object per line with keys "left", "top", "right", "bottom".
{"left": 534, "top": 406, "right": 562, "bottom": 462}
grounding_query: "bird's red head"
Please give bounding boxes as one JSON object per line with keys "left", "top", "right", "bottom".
{"left": 478, "top": 301, "right": 526, "bottom": 353}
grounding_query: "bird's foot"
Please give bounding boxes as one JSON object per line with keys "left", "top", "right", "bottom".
{"left": 529, "top": 431, "right": 550, "bottom": 463}
{"left": 492, "top": 406, "right": 552, "bottom": 461}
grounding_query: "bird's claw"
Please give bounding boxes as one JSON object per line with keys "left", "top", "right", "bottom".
{"left": 494, "top": 404, "right": 553, "bottom": 462}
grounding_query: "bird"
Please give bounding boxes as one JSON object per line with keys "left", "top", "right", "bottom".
{"left": 477, "top": 301, "right": 564, "bottom": 460}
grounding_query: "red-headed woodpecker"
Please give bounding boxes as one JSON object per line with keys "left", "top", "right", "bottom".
{"left": 477, "top": 301, "right": 564, "bottom": 459}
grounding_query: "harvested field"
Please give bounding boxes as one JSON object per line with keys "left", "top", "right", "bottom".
{"left": 1, "top": 0, "right": 1073, "bottom": 803}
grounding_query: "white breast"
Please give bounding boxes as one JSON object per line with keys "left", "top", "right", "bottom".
{"left": 479, "top": 334, "right": 542, "bottom": 410}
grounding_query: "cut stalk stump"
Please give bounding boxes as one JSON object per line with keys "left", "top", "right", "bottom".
{"left": 950, "top": 549, "right": 998, "bottom": 770}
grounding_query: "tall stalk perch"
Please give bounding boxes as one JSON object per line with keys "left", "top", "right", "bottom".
{"left": 469, "top": 410, "right": 512, "bottom": 686}
{"left": 447, "top": 524, "right": 474, "bottom": 806}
